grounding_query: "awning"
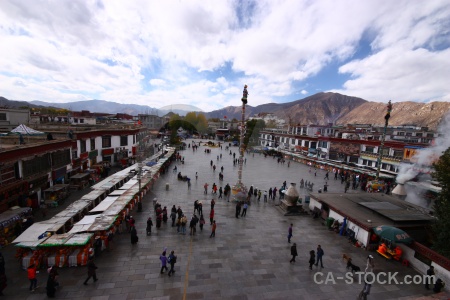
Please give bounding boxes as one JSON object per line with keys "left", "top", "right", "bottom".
{"left": 89, "top": 196, "right": 119, "bottom": 214}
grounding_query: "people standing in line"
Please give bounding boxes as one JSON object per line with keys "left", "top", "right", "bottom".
{"left": 290, "top": 243, "right": 298, "bottom": 263}
{"left": 425, "top": 266, "right": 435, "bottom": 290}
{"left": 210, "top": 209, "right": 215, "bottom": 225}
{"left": 83, "top": 258, "right": 98, "bottom": 285}
{"left": 241, "top": 203, "right": 248, "bottom": 217}
{"left": 315, "top": 245, "right": 324, "bottom": 268}
{"left": 27, "top": 264, "right": 38, "bottom": 292}
{"left": 160, "top": 251, "right": 168, "bottom": 274}
{"left": 210, "top": 220, "right": 216, "bottom": 238}
{"left": 288, "top": 224, "right": 293, "bottom": 243}
{"left": 309, "top": 250, "right": 315, "bottom": 270}
{"left": 168, "top": 251, "right": 177, "bottom": 277}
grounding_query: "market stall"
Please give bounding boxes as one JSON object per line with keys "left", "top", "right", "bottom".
{"left": 69, "top": 173, "right": 91, "bottom": 190}
{"left": 43, "top": 184, "right": 70, "bottom": 207}
{"left": 80, "top": 189, "right": 108, "bottom": 207}
{"left": 39, "top": 233, "right": 93, "bottom": 267}
{"left": 67, "top": 214, "right": 117, "bottom": 234}
{"left": 88, "top": 196, "right": 119, "bottom": 215}
{"left": 0, "top": 206, "right": 32, "bottom": 246}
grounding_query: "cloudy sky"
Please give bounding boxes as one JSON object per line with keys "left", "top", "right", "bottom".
{"left": 1, "top": 0, "right": 449, "bottom": 112}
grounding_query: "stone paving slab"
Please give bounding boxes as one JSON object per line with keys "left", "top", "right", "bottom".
{"left": 2, "top": 139, "right": 449, "bottom": 299}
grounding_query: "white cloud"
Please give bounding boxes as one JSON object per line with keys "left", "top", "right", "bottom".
{"left": 0, "top": 0, "right": 449, "bottom": 111}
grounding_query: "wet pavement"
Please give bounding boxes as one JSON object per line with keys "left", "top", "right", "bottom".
{"left": 1, "top": 139, "right": 447, "bottom": 299}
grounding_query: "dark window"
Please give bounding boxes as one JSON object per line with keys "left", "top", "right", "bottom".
{"left": 90, "top": 138, "right": 95, "bottom": 151}
{"left": 427, "top": 133, "right": 434, "bottom": 138}
{"left": 51, "top": 149, "right": 71, "bottom": 168}
{"left": 366, "top": 146, "right": 375, "bottom": 152}
{"left": 416, "top": 132, "right": 422, "bottom": 137}
{"left": 80, "top": 140, "right": 86, "bottom": 153}
{"left": 80, "top": 119, "right": 84, "bottom": 124}
{"left": 120, "top": 136, "right": 128, "bottom": 146}
{"left": 23, "top": 154, "right": 51, "bottom": 178}
{"left": 0, "top": 113, "right": 6, "bottom": 121}
{"left": 102, "top": 136, "right": 111, "bottom": 148}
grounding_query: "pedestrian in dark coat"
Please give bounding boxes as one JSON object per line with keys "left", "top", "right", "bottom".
{"left": 147, "top": 217, "right": 153, "bottom": 235}
{"left": 131, "top": 227, "right": 139, "bottom": 244}
{"left": 83, "top": 259, "right": 98, "bottom": 285}
{"left": 309, "top": 250, "right": 315, "bottom": 270}
{"left": 168, "top": 251, "right": 177, "bottom": 277}
{"left": 290, "top": 243, "right": 298, "bottom": 263}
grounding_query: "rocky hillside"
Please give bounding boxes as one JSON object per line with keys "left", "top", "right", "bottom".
{"left": 207, "top": 92, "right": 368, "bottom": 124}
{"left": 336, "top": 101, "right": 450, "bottom": 129}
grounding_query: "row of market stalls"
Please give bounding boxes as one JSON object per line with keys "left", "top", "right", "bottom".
{"left": 13, "top": 148, "right": 176, "bottom": 269}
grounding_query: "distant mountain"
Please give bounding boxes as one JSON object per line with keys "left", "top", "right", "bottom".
{"left": 206, "top": 92, "right": 367, "bottom": 124}
{"left": 2, "top": 93, "right": 450, "bottom": 129}
{"left": 207, "top": 92, "right": 450, "bottom": 130}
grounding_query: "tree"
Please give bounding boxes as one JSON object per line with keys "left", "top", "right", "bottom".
{"left": 244, "top": 119, "right": 265, "bottom": 146}
{"left": 432, "top": 147, "right": 450, "bottom": 258}
{"left": 196, "top": 113, "right": 208, "bottom": 134}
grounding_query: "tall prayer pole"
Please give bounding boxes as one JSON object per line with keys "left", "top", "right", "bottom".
{"left": 231, "top": 85, "right": 249, "bottom": 201}
{"left": 375, "top": 100, "right": 393, "bottom": 180}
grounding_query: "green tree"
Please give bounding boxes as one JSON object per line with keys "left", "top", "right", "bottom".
{"left": 184, "top": 112, "right": 198, "bottom": 128}
{"left": 432, "top": 147, "right": 450, "bottom": 258}
{"left": 196, "top": 113, "right": 208, "bottom": 134}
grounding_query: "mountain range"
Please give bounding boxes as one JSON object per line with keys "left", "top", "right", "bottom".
{"left": 1, "top": 93, "right": 450, "bottom": 130}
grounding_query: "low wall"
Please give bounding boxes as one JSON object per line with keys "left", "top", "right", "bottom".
{"left": 329, "top": 210, "right": 370, "bottom": 247}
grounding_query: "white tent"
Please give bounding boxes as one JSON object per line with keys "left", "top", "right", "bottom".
{"left": 10, "top": 124, "right": 44, "bottom": 135}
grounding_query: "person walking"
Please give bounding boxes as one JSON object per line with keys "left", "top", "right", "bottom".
{"left": 309, "top": 250, "right": 315, "bottom": 270}
{"left": 210, "top": 209, "right": 215, "bottom": 225}
{"left": 199, "top": 215, "right": 205, "bottom": 231}
{"left": 83, "top": 258, "right": 98, "bottom": 285}
{"left": 290, "top": 243, "right": 298, "bottom": 263}
{"left": 130, "top": 226, "right": 138, "bottom": 244}
{"left": 241, "top": 203, "right": 248, "bottom": 217}
{"left": 204, "top": 183, "right": 209, "bottom": 194}
{"left": 425, "top": 266, "right": 435, "bottom": 290}
{"left": 218, "top": 187, "right": 223, "bottom": 199}
{"left": 170, "top": 210, "right": 177, "bottom": 227}
{"left": 263, "top": 191, "right": 268, "bottom": 202}
{"left": 146, "top": 216, "right": 153, "bottom": 236}
{"left": 27, "top": 264, "right": 38, "bottom": 292}
{"left": 315, "top": 245, "right": 324, "bottom": 268}
{"left": 288, "top": 223, "right": 293, "bottom": 243}
{"left": 168, "top": 251, "right": 177, "bottom": 277}
{"left": 258, "top": 190, "right": 262, "bottom": 201}
{"left": 365, "top": 255, "right": 375, "bottom": 273}
{"left": 211, "top": 199, "right": 215, "bottom": 210}
{"left": 210, "top": 220, "right": 216, "bottom": 238}
{"left": 160, "top": 251, "right": 168, "bottom": 274}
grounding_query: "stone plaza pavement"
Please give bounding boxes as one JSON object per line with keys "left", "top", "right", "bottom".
{"left": 2, "top": 139, "right": 448, "bottom": 299}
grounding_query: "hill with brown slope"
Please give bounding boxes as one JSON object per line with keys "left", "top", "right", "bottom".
{"left": 336, "top": 101, "right": 450, "bottom": 129}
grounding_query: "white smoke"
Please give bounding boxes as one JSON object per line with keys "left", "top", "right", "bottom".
{"left": 396, "top": 113, "right": 450, "bottom": 184}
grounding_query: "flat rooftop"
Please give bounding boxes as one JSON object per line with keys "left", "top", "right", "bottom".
{"left": 310, "top": 192, "right": 435, "bottom": 229}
